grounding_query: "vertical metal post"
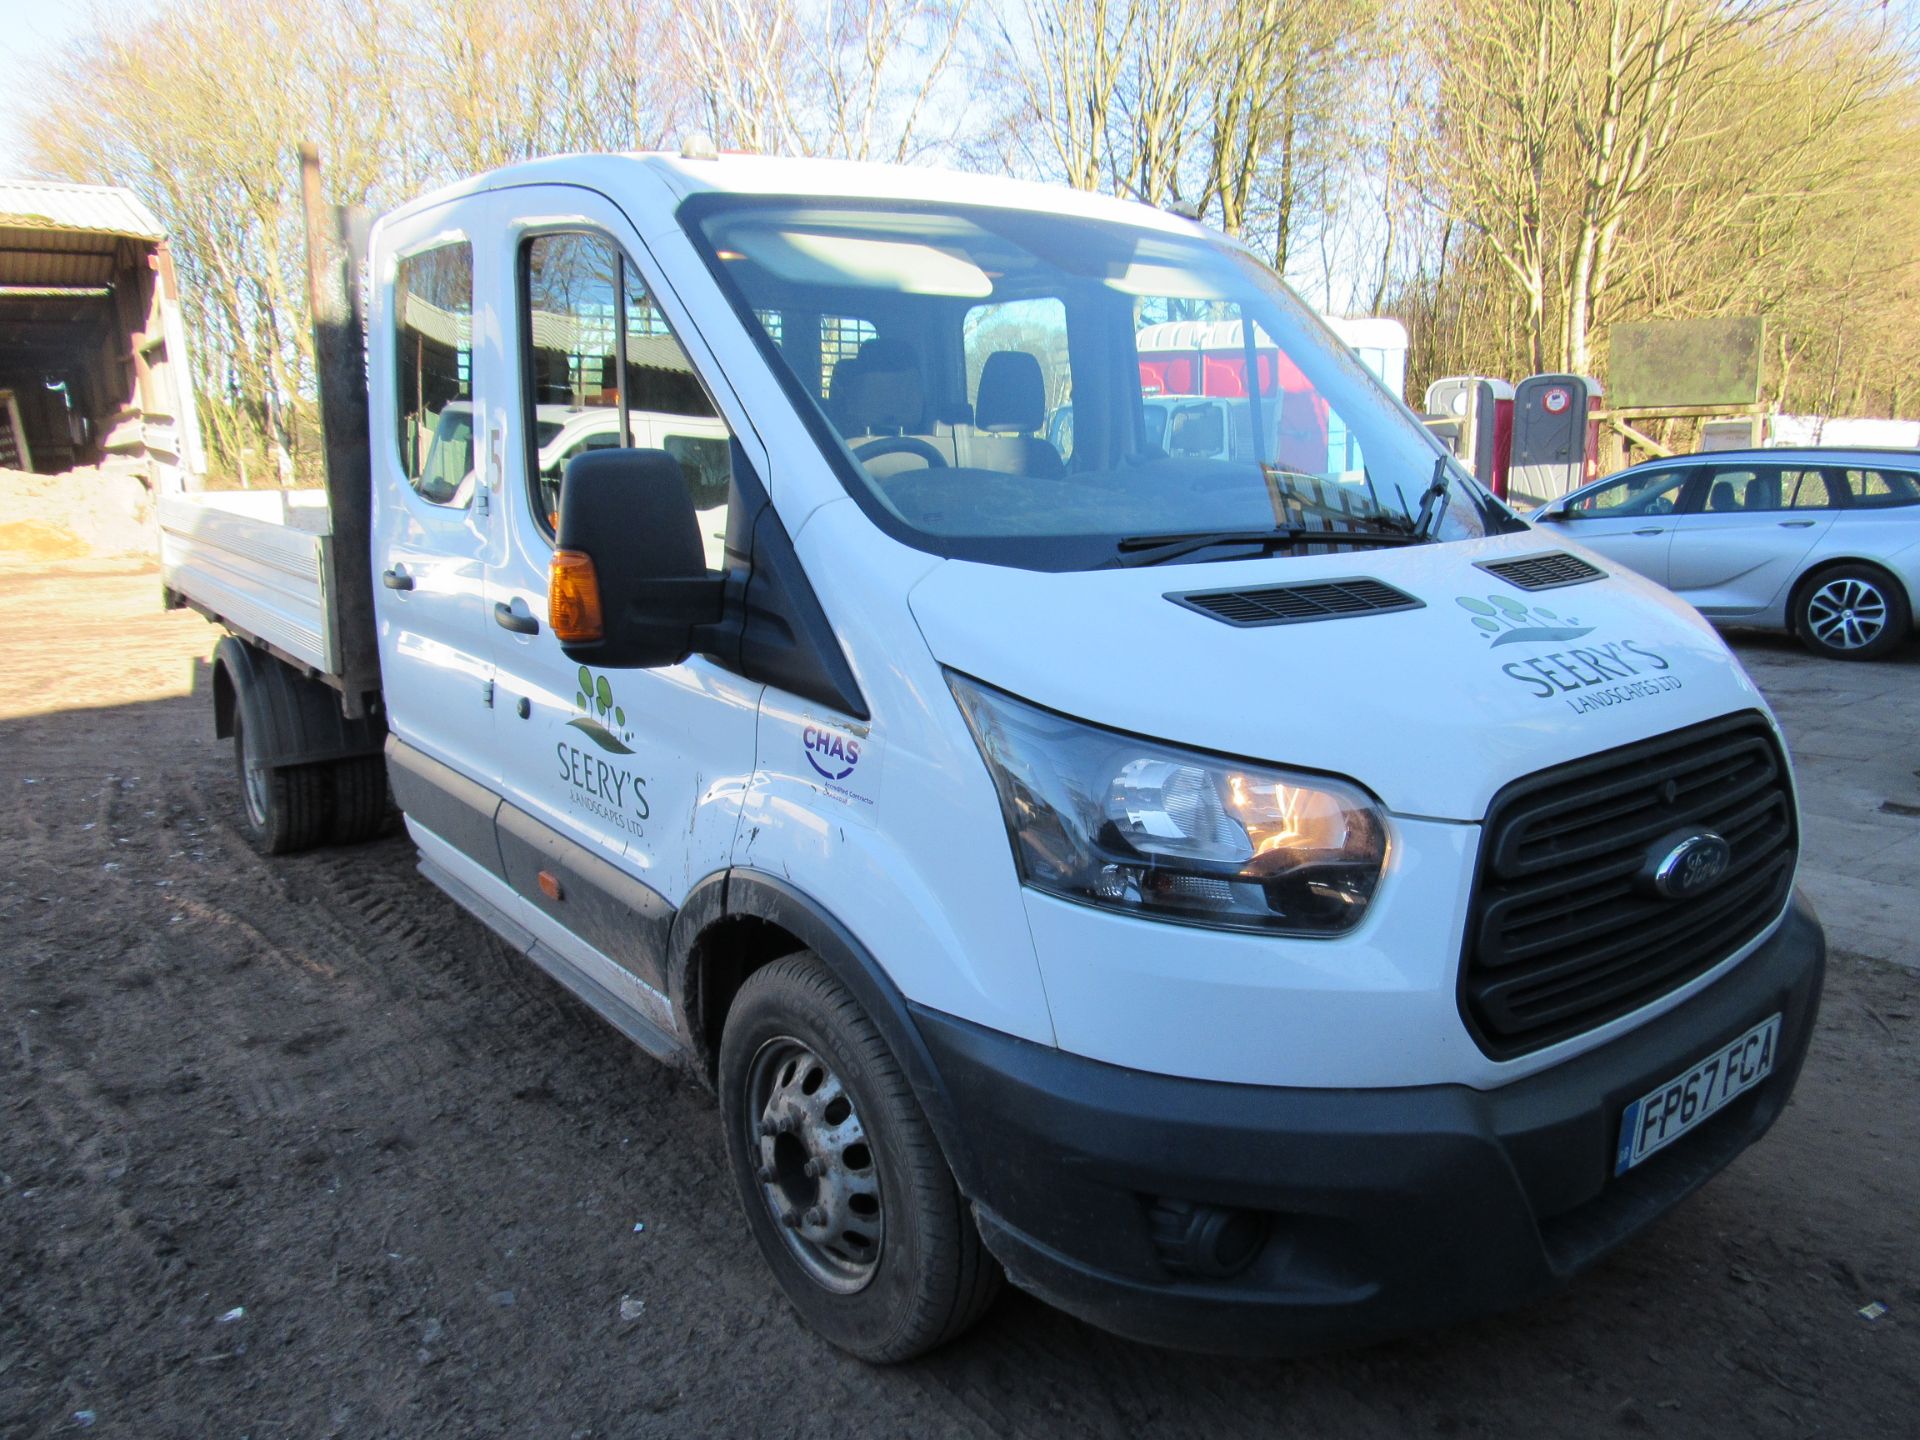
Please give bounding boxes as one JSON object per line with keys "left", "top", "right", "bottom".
{"left": 299, "top": 142, "right": 382, "bottom": 719}
{"left": 615, "top": 254, "right": 632, "bottom": 447}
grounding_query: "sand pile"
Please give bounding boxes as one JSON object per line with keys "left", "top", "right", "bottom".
{"left": 0, "top": 466, "right": 155, "bottom": 559}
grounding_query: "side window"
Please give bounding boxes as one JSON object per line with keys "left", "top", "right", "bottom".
{"left": 964, "top": 297, "right": 1069, "bottom": 437}
{"left": 1566, "top": 468, "right": 1687, "bottom": 517}
{"left": 1702, "top": 468, "right": 1755, "bottom": 511}
{"left": 1837, "top": 467, "right": 1920, "bottom": 509}
{"left": 521, "top": 231, "right": 732, "bottom": 570}
{"left": 524, "top": 232, "right": 621, "bottom": 520}
{"left": 820, "top": 315, "right": 878, "bottom": 399}
{"left": 1702, "top": 464, "right": 1818, "bottom": 513}
{"left": 546, "top": 427, "right": 624, "bottom": 477}
{"left": 395, "top": 240, "right": 475, "bottom": 507}
{"left": 1777, "top": 468, "right": 1832, "bottom": 509}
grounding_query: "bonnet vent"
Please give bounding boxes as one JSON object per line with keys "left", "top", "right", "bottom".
{"left": 1477, "top": 551, "right": 1605, "bottom": 592}
{"left": 1169, "top": 578, "right": 1423, "bottom": 627}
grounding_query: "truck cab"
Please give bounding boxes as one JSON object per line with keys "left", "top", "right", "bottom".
{"left": 171, "top": 152, "right": 1825, "bottom": 1362}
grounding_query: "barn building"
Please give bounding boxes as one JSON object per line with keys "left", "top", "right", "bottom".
{"left": 0, "top": 179, "right": 205, "bottom": 487}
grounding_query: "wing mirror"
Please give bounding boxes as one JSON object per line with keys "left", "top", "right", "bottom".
{"left": 550, "top": 448, "right": 729, "bottom": 668}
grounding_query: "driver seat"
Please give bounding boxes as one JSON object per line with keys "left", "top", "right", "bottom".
{"left": 829, "top": 338, "right": 957, "bottom": 475}
{"left": 831, "top": 338, "right": 926, "bottom": 435}
{"left": 967, "top": 351, "right": 1064, "bottom": 478}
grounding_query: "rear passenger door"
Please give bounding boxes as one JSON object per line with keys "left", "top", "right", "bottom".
{"left": 481, "top": 186, "right": 763, "bottom": 1014}
{"left": 369, "top": 212, "right": 504, "bottom": 852}
{"left": 1665, "top": 463, "right": 1834, "bottom": 616}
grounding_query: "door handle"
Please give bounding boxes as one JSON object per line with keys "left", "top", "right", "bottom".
{"left": 494, "top": 600, "right": 540, "bottom": 635}
{"left": 1632, "top": 527, "right": 1664, "bottom": 536}
{"left": 381, "top": 567, "right": 414, "bottom": 590}
{"left": 1779, "top": 519, "right": 1818, "bottom": 528}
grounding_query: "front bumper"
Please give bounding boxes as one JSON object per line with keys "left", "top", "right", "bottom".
{"left": 910, "top": 895, "right": 1825, "bottom": 1354}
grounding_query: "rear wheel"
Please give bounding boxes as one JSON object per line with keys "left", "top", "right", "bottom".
{"left": 718, "top": 953, "right": 1001, "bottom": 1362}
{"left": 1794, "top": 564, "right": 1910, "bottom": 661}
{"left": 327, "top": 754, "right": 393, "bottom": 845}
{"left": 232, "top": 711, "right": 328, "bottom": 854}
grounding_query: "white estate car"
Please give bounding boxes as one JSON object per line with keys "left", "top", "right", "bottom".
{"left": 1534, "top": 448, "right": 1920, "bottom": 660}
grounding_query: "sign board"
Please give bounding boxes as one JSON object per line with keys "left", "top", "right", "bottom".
{"left": 1609, "top": 318, "right": 1764, "bottom": 410}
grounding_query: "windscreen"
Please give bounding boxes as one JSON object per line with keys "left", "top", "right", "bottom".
{"left": 688, "top": 199, "right": 1517, "bottom": 569}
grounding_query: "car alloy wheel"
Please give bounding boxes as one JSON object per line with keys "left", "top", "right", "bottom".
{"left": 1805, "top": 575, "right": 1889, "bottom": 652}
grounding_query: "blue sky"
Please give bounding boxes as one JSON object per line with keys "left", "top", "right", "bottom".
{"left": 0, "top": 0, "right": 160, "bottom": 173}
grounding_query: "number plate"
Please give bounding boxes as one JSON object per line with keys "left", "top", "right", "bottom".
{"left": 1615, "top": 1014, "right": 1781, "bottom": 1175}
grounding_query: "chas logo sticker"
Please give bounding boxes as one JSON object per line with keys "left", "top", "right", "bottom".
{"left": 803, "top": 726, "right": 860, "bottom": 780}
{"left": 795, "top": 717, "right": 881, "bottom": 822}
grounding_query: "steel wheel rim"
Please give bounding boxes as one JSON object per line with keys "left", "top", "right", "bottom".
{"left": 744, "top": 1036, "right": 883, "bottom": 1293}
{"left": 1807, "top": 577, "right": 1888, "bottom": 651}
{"left": 238, "top": 719, "right": 271, "bottom": 827}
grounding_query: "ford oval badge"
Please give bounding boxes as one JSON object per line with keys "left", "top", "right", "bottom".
{"left": 1647, "top": 831, "right": 1732, "bottom": 899}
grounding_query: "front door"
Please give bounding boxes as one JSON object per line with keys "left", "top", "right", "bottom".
{"left": 1550, "top": 466, "right": 1694, "bottom": 586}
{"left": 369, "top": 215, "right": 504, "bottom": 871}
{"left": 481, "top": 187, "right": 763, "bottom": 1007}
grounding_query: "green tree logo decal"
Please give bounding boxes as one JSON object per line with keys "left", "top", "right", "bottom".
{"left": 1455, "top": 594, "right": 1595, "bottom": 648}
{"left": 569, "top": 665, "right": 635, "bottom": 753}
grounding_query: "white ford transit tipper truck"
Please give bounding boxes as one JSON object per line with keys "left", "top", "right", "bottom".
{"left": 160, "top": 151, "right": 1825, "bottom": 1362}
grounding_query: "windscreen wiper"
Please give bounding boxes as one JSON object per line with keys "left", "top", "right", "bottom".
{"left": 1114, "top": 525, "right": 1428, "bottom": 568}
{"left": 1414, "top": 455, "right": 1453, "bottom": 539}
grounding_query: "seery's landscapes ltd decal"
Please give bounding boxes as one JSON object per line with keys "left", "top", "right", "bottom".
{"left": 558, "top": 666, "right": 651, "bottom": 836}
{"left": 1457, "top": 593, "right": 1682, "bottom": 716}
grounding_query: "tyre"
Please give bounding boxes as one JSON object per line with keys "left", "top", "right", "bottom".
{"left": 232, "top": 710, "right": 329, "bottom": 855}
{"left": 1793, "top": 564, "right": 1911, "bottom": 661}
{"left": 717, "top": 953, "right": 1001, "bottom": 1362}
{"left": 327, "top": 754, "right": 393, "bottom": 845}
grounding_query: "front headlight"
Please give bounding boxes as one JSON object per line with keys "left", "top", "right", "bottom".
{"left": 948, "top": 674, "right": 1386, "bottom": 936}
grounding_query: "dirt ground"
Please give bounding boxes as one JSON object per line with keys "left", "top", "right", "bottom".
{"left": 2, "top": 553, "right": 1915, "bottom": 1439}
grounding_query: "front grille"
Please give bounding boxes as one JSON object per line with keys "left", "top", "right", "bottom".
{"left": 1169, "top": 578, "right": 1422, "bottom": 627}
{"left": 1462, "top": 714, "right": 1797, "bottom": 1057}
{"left": 1477, "top": 551, "right": 1605, "bottom": 591}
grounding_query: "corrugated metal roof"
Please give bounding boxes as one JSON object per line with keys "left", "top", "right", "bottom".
{"left": 0, "top": 179, "right": 165, "bottom": 241}
{"left": 0, "top": 247, "right": 119, "bottom": 287}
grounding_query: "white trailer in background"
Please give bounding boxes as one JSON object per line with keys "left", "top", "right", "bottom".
{"left": 1767, "top": 415, "right": 1920, "bottom": 450}
{"left": 1323, "top": 315, "right": 1409, "bottom": 401}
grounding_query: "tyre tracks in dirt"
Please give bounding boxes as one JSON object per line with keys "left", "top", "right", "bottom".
{"left": 4, "top": 557, "right": 1917, "bottom": 1438}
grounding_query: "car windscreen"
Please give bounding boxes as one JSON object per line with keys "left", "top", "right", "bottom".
{"left": 686, "top": 198, "right": 1518, "bottom": 569}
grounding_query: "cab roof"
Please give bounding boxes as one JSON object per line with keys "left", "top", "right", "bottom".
{"left": 378, "top": 151, "right": 1200, "bottom": 240}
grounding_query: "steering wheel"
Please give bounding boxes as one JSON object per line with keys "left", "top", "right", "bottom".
{"left": 852, "top": 435, "right": 948, "bottom": 469}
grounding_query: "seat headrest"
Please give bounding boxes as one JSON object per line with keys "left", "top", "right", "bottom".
{"left": 832, "top": 337, "right": 924, "bottom": 435}
{"left": 1709, "top": 480, "right": 1737, "bottom": 512}
{"left": 1748, "top": 474, "right": 1780, "bottom": 510}
{"left": 975, "top": 350, "right": 1046, "bottom": 434}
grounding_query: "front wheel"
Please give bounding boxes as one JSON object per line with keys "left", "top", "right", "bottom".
{"left": 717, "top": 953, "right": 1001, "bottom": 1362}
{"left": 1794, "top": 564, "right": 1910, "bottom": 661}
